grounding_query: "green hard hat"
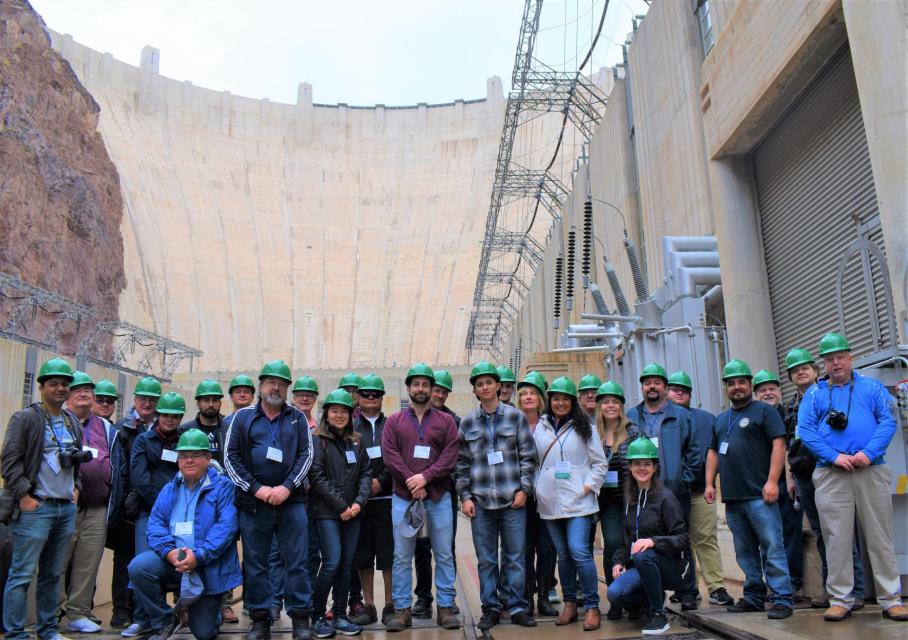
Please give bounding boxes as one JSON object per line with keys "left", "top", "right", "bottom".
{"left": 722, "top": 359, "right": 753, "bottom": 381}
{"left": 548, "top": 376, "right": 578, "bottom": 399}
{"left": 175, "top": 428, "right": 210, "bottom": 451}
{"left": 322, "top": 388, "right": 354, "bottom": 409}
{"left": 595, "top": 380, "right": 625, "bottom": 403}
{"left": 496, "top": 366, "right": 517, "bottom": 384}
{"left": 667, "top": 371, "right": 693, "bottom": 389}
{"left": 70, "top": 371, "right": 95, "bottom": 390}
{"left": 156, "top": 392, "right": 186, "bottom": 415}
{"left": 639, "top": 363, "right": 668, "bottom": 383}
{"left": 405, "top": 363, "right": 435, "bottom": 385}
{"left": 37, "top": 358, "right": 75, "bottom": 384}
{"left": 358, "top": 374, "right": 385, "bottom": 393}
{"left": 338, "top": 372, "right": 360, "bottom": 389}
{"left": 94, "top": 379, "right": 119, "bottom": 398}
{"left": 818, "top": 332, "right": 850, "bottom": 356}
{"left": 470, "top": 361, "right": 500, "bottom": 384}
{"left": 194, "top": 379, "right": 224, "bottom": 399}
{"left": 134, "top": 376, "right": 163, "bottom": 398}
{"left": 626, "top": 437, "right": 659, "bottom": 460}
{"left": 259, "top": 360, "right": 292, "bottom": 383}
{"left": 784, "top": 348, "right": 815, "bottom": 371}
{"left": 578, "top": 374, "right": 603, "bottom": 392}
{"left": 292, "top": 376, "right": 320, "bottom": 394}
{"left": 432, "top": 370, "right": 453, "bottom": 391}
{"left": 753, "top": 369, "right": 781, "bottom": 388}
{"left": 517, "top": 371, "right": 547, "bottom": 395}
{"left": 228, "top": 374, "right": 255, "bottom": 392}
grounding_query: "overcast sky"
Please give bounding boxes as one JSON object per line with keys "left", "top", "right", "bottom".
{"left": 31, "top": 0, "right": 650, "bottom": 106}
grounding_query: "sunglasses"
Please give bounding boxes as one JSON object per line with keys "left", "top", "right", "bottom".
{"left": 359, "top": 391, "right": 384, "bottom": 399}
{"left": 95, "top": 398, "right": 117, "bottom": 405}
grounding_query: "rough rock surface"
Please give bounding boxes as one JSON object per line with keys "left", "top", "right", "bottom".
{"left": 0, "top": 0, "right": 124, "bottom": 352}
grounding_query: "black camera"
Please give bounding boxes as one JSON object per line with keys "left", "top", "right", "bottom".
{"left": 59, "top": 446, "right": 93, "bottom": 468}
{"left": 826, "top": 409, "right": 848, "bottom": 431}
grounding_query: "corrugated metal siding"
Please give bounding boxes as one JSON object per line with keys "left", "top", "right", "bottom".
{"left": 754, "top": 46, "right": 888, "bottom": 384}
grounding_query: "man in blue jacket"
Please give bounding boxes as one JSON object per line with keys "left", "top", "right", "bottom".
{"left": 627, "top": 363, "right": 702, "bottom": 611}
{"left": 128, "top": 428, "right": 242, "bottom": 640}
{"left": 797, "top": 333, "right": 907, "bottom": 623}
{"left": 225, "top": 360, "right": 314, "bottom": 640}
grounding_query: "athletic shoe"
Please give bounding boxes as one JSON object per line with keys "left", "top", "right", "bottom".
{"left": 333, "top": 616, "right": 363, "bottom": 636}
{"left": 66, "top": 618, "right": 103, "bottom": 633}
{"left": 312, "top": 617, "right": 336, "bottom": 638}
{"left": 548, "top": 589, "right": 561, "bottom": 604}
{"left": 680, "top": 593, "right": 698, "bottom": 611}
{"left": 726, "top": 599, "right": 762, "bottom": 613}
{"left": 477, "top": 610, "right": 500, "bottom": 630}
{"left": 121, "top": 623, "right": 152, "bottom": 638}
{"left": 642, "top": 612, "right": 670, "bottom": 636}
{"left": 708, "top": 587, "right": 734, "bottom": 606}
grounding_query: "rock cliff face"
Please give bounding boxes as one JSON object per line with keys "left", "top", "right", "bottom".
{"left": 0, "top": 0, "right": 124, "bottom": 352}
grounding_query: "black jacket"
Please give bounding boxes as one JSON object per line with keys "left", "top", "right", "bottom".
{"left": 179, "top": 414, "right": 226, "bottom": 465}
{"left": 597, "top": 425, "right": 641, "bottom": 508}
{"left": 308, "top": 431, "right": 371, "bottom": 521}
{"left": 129, "top": 427, "right": 179, "bottom": 513}
{"left": 612, "top": 483, "right": 689, "bottom": 569}
{"left": 353, "top": 413, "right": 392, "bottom": 499}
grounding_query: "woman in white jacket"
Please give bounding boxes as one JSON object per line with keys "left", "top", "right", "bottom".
{"left": 533, "top": 377, "right": 608, "bottom": 631}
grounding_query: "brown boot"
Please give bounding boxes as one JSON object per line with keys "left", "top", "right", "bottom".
{"left": 882, "top": 604, "right": 908, "bottom": 621}
{"left": 385, "top": 608, "right": 412, "bottom": 632}
{"left": 556, "top": 602, "right": 578, "bottom": 626}
{"left": 823, "top": 605, "right": 851, "bottom": 622}
{"left": 436, "top": 606, "right": 461, "bottom": 630}
{"left": 582, "top": 607, "right": 601, "bottom": 631}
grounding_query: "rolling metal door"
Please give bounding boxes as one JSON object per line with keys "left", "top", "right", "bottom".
{"left": 754, "top": 45, "right": 889, "bottom": 381}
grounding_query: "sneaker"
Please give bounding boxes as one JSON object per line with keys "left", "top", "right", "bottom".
{"left": 66, "top": 617, "right": 103, "bottom": 633}
{"left": 411, "top": 597, "right": 432, "bottom": 619}
{"left": 709, "top": 588, "right": 734, "bottom": 606}
{"left": 511, "top": 611, "right": 537, "bottom": 627}
{"left": 477, "top": 610, "right": 500, "bottom": 630}
{"left": 348, "top": 602, "right": 366, "bottom": 620}
{"left": 727, "top": 599, "right": 763, "bottom": 613}
{"left": 548, "top": 589, "right": 561, "bottom": 604}
{"left": 680, "top": 593, "right": 698, "bottom": 611}
{"left": 110, "top": 610, "right": 132, "bottom": 629}
{"left": 767, "top": 604, "right": 793, "bottom": 619}
{"left": 669, "top": 593, "right": 681, "bottom": 603}
{"left": 148, "top": 620, "right": 179, "bottom": 640}
{"left": 642, "top": 612, "right": 670, "bottom": 636}
{"left": 121, "top": 623, "right": 152, "bottom": 638}
{"left": 312, "top": 617, "right": 336, "bottom": 638}
{"left": 349, "top": 603, "right": 376, "bottom": 626}
{"left": 45, "top": 635, "right": 75, "bottom": 640}
{"left": 333, "top": 616, "right": 363, "bottom": 636}
{"left": 86, "top": 614, "right": 103, "bottom": 625}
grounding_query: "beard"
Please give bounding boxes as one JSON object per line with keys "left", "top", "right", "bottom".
{"left": 409, "top": 391, "right": 429, "bottom": 405}
{"left": 200, "top": 407, "right": 219, "bottom": 419}
{"left": 262, "top": 392, "right": 284, "bottom": 408}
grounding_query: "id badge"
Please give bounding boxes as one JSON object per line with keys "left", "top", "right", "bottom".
{"left": 650, "top": 437, "right": 659, "bottom": 449}
{"left": 719, "top": 441, "right": 729, "bottom": 455}
{"left": 367, "top": 446, "right": 382, "bottom": 459}
{"left": 45, "top": 452, "right": 62, "bottom": 474}
{"left": 266, "top": 447, "right": 284, "bottom": 463}
{"left": 554, "top": 460, "right": 571, "bottom": 479}
{"left": 345, "top": 450, "right": 357, "bottom": 464}
{"left": 414, "top": 445, "right": 431, "bottom": 459}
{"left": 83, "top": 446, "right": 99, "bottom": 459}
{"left": 487, "top": 450, "right": 504, "bottom": 465}
{"left": 161, "top": 449, "right": 178, "bottom": 463}
{"left": 174, "top": 521, "right": 193, "bottom": 536}
{"left": 604, "top": 470, "right": 619, "bottom": 487}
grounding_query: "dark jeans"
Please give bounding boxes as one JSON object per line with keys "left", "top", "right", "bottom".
{"left": 314, "top": 519, "right": 361, "bottom": 618}
{"left": 725, "top": 499, "right": 792, "bottom": 608}
{"left": 607, "top": 549, "right": 682, "bottom": 614}
{"left": 414, "top": 487, "right": 458, "bottom": 603}
{"left": 472, "top": 505, "right": 527, "bottom": 614}
{"left": 545, "top": 515, "right": 600, "bottom": 608}
{"left": 525, "top": 498, "right": 556, "bottom": 599}
{"left": 794, "top": 476, "right": 864, "bottom": 596}
{"left": 675, "top": 492, "right": 698, "bottom": 598}
{"left": 761, "top": 489, "right": 804, "bottom": 590}
{"left": 107, "top": 521, "right": 135, "bottom": 617}
{"left": 268, "top": 534, "right": 285, "bottom": 610}
{"left": 598, "top": 502, "right": 623, "bottom": 585}
{"left": 239, "top": 501, "right": 313, "bottom": 617}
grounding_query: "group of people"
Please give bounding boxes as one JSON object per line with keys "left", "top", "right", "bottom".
{"left": 0, "top": 330, "right": 905, "bottom": 640}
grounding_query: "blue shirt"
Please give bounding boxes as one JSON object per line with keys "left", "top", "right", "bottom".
{"left": 35, "top": 415, "right": 75, "bottom": 500}
{"left": 641, "top": 406, "right": 666, "bottom": 439}
{"left": 169, "top": 474, "right": 209, "bottom": 549}
{"left": 797, "top": 372, "right": 898, "bottom": 466}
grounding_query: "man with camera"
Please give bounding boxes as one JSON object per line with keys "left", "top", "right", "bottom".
{"left": 1, "top": 358, "right": 84, "bottom": 640}
{"left": 797, "top": 332, "right": 907, "bottom": 623}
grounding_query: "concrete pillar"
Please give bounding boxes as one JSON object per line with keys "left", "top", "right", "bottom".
{"left": 843, "top": 0, "right": 908, "bottom": 342}
{"left": 707, "top": 156, "right": 778, "bottom": 365}
{"left": 486, "top": 76, "right": 505, "bottom": 132}
{"left": 295, "top": 82, "right": 313, "bottom": 144}
{"left": 137, "top": 45, "right": 159, "bottom": 115}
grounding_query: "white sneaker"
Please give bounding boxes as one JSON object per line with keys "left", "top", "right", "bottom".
{"left": 121, "top": 622, "right": 151, "bottom": 637}
{"left": 67, "top": 617, "right": 103, "bottom": 633}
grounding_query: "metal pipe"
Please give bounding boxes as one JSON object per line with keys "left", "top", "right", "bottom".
{"left": 581, "top": 312, "right": 643, "bottom": 323}
{"left": 646, "top": 326, "right": 694, "bottom": 338}
{"left": 566, "top": 332, "right": 623, "bottom": 339}
{"left": 554, "top": 345, "right": 610, "bottom": 353}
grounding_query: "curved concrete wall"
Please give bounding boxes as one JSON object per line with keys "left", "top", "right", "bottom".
{"left": 49, "top": 31, "right": 509, "bottom": 372}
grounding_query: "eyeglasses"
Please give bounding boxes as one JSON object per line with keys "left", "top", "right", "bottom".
{"left": 95, "top": 398, "right": 117, "bottom": 405}
{"left": 359, "top": 391, "right": 384, "bottom": 399}
{"left": 178, "top": 452, "right": 208, "bottom": 460}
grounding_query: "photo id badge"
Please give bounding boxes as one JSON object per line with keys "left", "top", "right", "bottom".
{"left": 345, "top": 450, "right": 357, "bottom": 464}
{"left": 650, "top": 437, "right": 659, "bottom": 449}
{"left": 719, "top": 441, "right": 729, "bottom": 455}
{"left": 161, "top": 449, "right": 178, "bottom": 463}
{"left": 414, "top": 445, "right": 431, "bottom": 459}
{"left": 45, "top": 452, "right": 61, "bottom": 474}
{"left": 604, "top": 470, "right": 619, "bottom": 487}
{"left": 82, "top": 446, "right": 99, "bottom": 459}
{"left": 554, "top": 460, "right": 571, "bottom": 479}
{"left": 266, "top": 447, "right": 283, "bottom": 463}
{"left": 487, "top": 450, "right": 504, "bottom": 465}
{"left": 174, "top": 521, "right": 193, "bottom": 536}
{"left": 367, "top": 446, "right": 382, "bottom": 459}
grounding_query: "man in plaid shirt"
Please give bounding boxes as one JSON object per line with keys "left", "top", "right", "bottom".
{"left": 456, "top": 362, "right": 538, "bottom": 631}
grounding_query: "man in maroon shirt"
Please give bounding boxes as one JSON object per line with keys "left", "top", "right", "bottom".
{"left": 381, "top": 364, "right": 460, "bottom": 632}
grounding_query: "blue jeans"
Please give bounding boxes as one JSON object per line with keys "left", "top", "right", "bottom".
{"left": 3, "top": 500, "right": 76, "bottom": 640}
{"left": 314, "top": 519, "right": 361, "bottom": 618}
{"left": 471, "top": 505, "right": 527, "bottom": 614}
{"left": 599, "top": 503, "right": 624, "bottom": 585}
{"left": 545, "top": 515, "right": 600, "bottom": 608}
{"left": 269, "top": 534, "right": 285, "bottom": 610}
{"left": 391, "top": 495, "right": 456, "bottom": 609}
{"left": 131, "top": 512, "right": 152, "bottom": 624}
{"left": 525, "top": 497, "right": 555, "bottom": 598}
{"left": 607, "top": 549, "right": 682, "bottom": 614}
{"left": 128, "top": 550, "right": 222, "bottom": 638}
{"left": 239, "top": 501, "right": 313, "bottom": 617}
{"left": 760, "top": 489, "right": 804, "bottom": 590}
{"left": 725, "top": 499, "right": 792, "bottom": 608}
{"left": 307, "top": 507, "right": 320, "bottom": 588}
{"left": 795, "top": 476, "right": 864, "bottom": 597}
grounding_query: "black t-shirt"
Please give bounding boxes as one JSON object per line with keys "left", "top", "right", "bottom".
{"left": 710, "top": 400, "right": 786, "bottom": 502}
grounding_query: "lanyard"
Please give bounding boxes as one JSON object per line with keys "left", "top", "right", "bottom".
{"left": 266, "top": 415, "right": 281, "bottom": 445}
{"left": 634, "top": 488, "right": 648, "bottom": 541}
{"left": 724, "top": 407, "right": 746, "bottom": 442}
{"left": 40, "top": 405, "right": 73, "bottom": 452}
{"left": 827, "top": 374, "right": 855, "bottom": 416}
{"left": 181, "top": 481, "right": 203, "bottom": 521}
{"left": 554, "top": 422, "right": 573, "bottom": 460}
{"left": 604, "top": 444, "right": 613, "bottom": 467}
{"left": 643, "top": 410, "right": 663, "bottom": 438}
{"left": 484, "top": 411, "right": 499, "bottom": 445}
{"left": 407, "top": 410, "right": 428, "bottom": 441}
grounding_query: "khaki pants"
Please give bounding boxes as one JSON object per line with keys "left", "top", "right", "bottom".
{"left": 60, "top": 504, "right": 108, "bottom": 619}
{"left": 689, "top": 491, "right": 724, "bottom": 592}
{"left": 813, "top": 464, "right": 902, "bottom": 610}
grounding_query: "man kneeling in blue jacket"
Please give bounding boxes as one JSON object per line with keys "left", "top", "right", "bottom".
{"left": 128, "top": 428, "right": 242, "bottom": 640}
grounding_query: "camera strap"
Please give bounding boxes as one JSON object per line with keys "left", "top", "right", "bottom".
{"left": 826, "top": 373, "right": 855, "bottom": 419}
{"left": 35, "top": 403, "right": 76, "bottom": 451}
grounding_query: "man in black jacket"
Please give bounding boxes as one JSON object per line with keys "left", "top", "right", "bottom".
{"left": 1, "top": 358, "right": 83, "bottom": 640}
